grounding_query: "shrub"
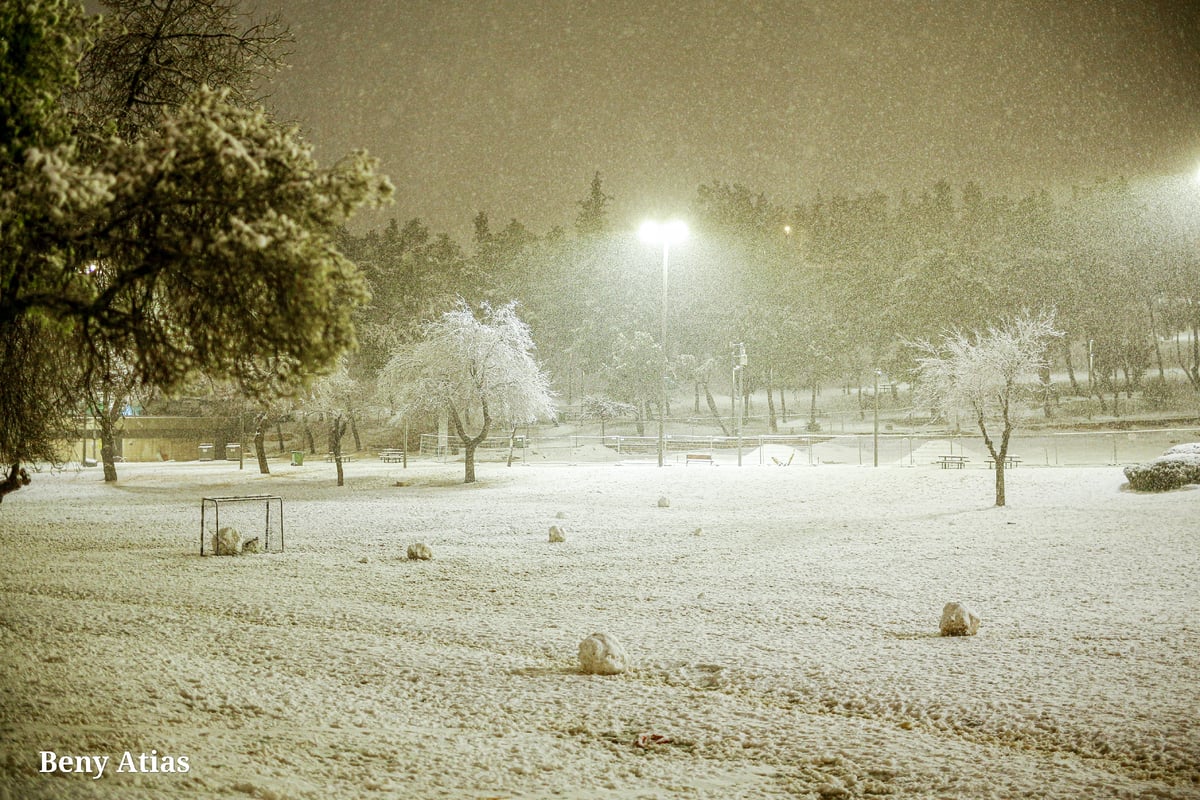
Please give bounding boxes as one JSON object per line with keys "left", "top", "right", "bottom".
{"left": 1141, "top": 376, "right": 1176, "bottom": 411}
{"left": 1124, "top": 449, "right": 1200, "bottom": 492}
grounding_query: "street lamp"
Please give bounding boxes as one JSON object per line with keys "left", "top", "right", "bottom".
{"left": 639, "top": 220, "right": 688, "bottom": 467}
{"left": 873, "top": 369, "right": 882, "bottom": 467}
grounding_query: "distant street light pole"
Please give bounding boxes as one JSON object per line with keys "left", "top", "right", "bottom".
{"left": 873, "top": 368, "right": 881, "bottom": 467}
{"left": 733, "top": 342, "right": 747, "bottom": 466}
{"left": 639, "top": 220, "right": 688, "bottom": 467}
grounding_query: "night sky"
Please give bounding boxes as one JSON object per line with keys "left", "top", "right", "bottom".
{"left": 263, "top": 1, "right": 1200, "bottom": 239}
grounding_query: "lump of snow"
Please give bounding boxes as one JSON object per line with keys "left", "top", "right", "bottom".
{"left": 657, "top": 496, "right": 670, "bottom": 508}
{"left": 213, "top": 527, "right": 241, "bottom": 556}
{"left": 407, "top": 543, "right": 433, "bottom": 561}
{"left": 555, "top": 511, "right": 567, "bottom": 519}
{"left": 940, "top": 602, "right": 981, "bottom": 636}
{"left": 578, "top": 632, "right": 628, "bottom": 675}
{"left": 692, "top": 527, "right": 703, "bottom": 536}
{"left": 548, "top": 525, "right": 566, "bottom": 543}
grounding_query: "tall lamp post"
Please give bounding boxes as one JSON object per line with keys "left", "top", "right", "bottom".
{"left": 639, "top": 220, "right": 688, "bottom": 467}
{"left": 873, "top": 369, "right": 882, "bottom": 467}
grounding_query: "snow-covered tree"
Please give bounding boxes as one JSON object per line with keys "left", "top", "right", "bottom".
{"left": 308, "top": 363, "right": 365, "bottom": 487}
{"left": 911, "top": 311, "right": 1061, "bottom": 507}
{"left": 381, "top": 302, "right": 555, "bottom": 483}
{"left": 0, "top": 0, "right": 391, "bottom": 501}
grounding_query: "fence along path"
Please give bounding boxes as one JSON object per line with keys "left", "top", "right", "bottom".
{"left": 416, "top": 428, "right": 1200, "bottom": 467}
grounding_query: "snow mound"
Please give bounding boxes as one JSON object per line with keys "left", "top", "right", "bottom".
{"left": 940, "top": 602, "right": 981, "bottom": 636}
{"left": 657, "top": 496, "right": 670, "bottom": 508}
{"left": 579, "top": 632, "right": 628, "bottom": 675}
{"left": 548, "top": 525, "right": 565, "bottom": 543}
{"left": 407, "top": 543, "right": 433, "bottom": 561}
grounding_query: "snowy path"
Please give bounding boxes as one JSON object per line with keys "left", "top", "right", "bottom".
{"left": 1, "top": 459, "right": 1197, "bottom": 798}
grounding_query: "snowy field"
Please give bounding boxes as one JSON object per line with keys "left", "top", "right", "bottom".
{"left": 1, "top": 456, "right": 1197, "bottom": 799}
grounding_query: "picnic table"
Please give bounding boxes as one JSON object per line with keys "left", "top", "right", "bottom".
{"left": 986, "top": 455, "right": 1022, "bottom": 469}
{"left": 936, "top": 455, "right": 970, "bottom": 469}
{"left": 379, "top": 449, "right": 404, "bottom": 463}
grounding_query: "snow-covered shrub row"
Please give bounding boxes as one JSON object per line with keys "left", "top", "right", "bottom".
{"left": 1123, "top": 445, "right": 1200, "bottom": 492}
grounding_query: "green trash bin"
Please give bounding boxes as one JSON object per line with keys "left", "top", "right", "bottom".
{"left": 290, "top": 450, "right": 305, "bottom": 466}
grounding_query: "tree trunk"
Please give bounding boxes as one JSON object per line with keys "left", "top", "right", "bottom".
{"left": 1039, "top": 365, "right": 1053, "bottom": 418}
{"left": 506, "top": 424, "right": 518, "bottom": 467}
{"left": 808, "top": 384, "right": 819, "bottom": 431}
{"left": 451, "top": 405, "right": 491, "bottom": 484}
{"left": 1148, "top": 301, "right": 1165, "bottom": 380}
{"left": 1063, "top": 340, "right": 1081, "bottom": 395}
{"left": 0, "top": 463, "right": 32, "bottom": 503}
{"left": 254, "top": 413, "right": 269, "bottom": 474}
{"left": 703, "top": 383, "right": 730, "bottom": 436}
{"left": 779, "top": 386, "right": 787, "bottom": 423}
{"left": 635, "top": 401, "right": 645, "bottom": 436}
{"left": 304, "top": 415, "right": 317, "bottom": 454}
{"left": 350, "top": 413, "right": 361, "bottom": 451}
{"left": 464, "top": 443, "right": 477, "bottom": 483}
{"left": 766, "top": 368, "right": 778, "bottom": 433}
{"left": 694, "top": 381, "right": 700, "bottom": 414}
{"left": 100, "top": 429, "right": 118, "bottom": 483}
{"left": 329, "top": 416, "right": 347, "bottom": 486}
{"left": 275, "top": 420, "right": 285, "bottom": 452}
{"left": 98, "top": 407, "right": 122, "bottom": 483}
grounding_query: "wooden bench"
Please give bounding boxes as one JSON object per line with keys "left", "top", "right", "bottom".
{"left": 685, "top": 453, "right": 714, "bottom": 466}
{"left": 985, "top": 456, "right": 1021, "bottom": 469}
{"left": 936, "top": 455, "right": 969, "bottom": 469}
{"left": 323, "top": 453, "right": 355, "bottom": 463}
{"left": 379, "top": 448, "right": 404, "bottom": 463}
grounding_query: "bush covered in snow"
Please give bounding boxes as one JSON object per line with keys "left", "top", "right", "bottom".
{"left": 407, "top": 543, "right": 433, "bottom": 560}
{"left": 1123, "top": 445, "right": 1200, "bottom": 492}
{"left": 548, "top": 525, "right": 565, "bottom": 543}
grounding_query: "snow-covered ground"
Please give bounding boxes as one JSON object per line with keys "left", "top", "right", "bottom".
{"left": 1, "top": 457, "right": 1197, "bottom": 799}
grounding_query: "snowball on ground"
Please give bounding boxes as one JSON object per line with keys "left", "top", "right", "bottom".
{"left": 940, "top": 602, "right": 981, "bottom": 636}
{"left": 578, "top": 632, "right": 628, "bottom": 675}
{"left": 213, "top": 526, "right": 241, "bottom": 556}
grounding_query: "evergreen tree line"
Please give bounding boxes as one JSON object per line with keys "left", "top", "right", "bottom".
{"left": 340, "top": 172, "right": 1200, "bottom": 431}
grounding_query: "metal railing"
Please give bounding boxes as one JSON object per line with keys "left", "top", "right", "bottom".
{"left": 415, "top": 428, "right": 1199, "bottom": 467}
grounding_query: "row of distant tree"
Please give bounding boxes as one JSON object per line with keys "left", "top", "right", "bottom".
{"left": 340, "top": 169, "right": 1200, "bottom": 433}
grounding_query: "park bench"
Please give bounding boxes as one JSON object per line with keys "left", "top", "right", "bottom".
{"left": 685, "top": 453, "right": 714, "bottom": 466}
{"left": 379, "top": 449, "right": 404, "bottom": 463}
{"left": 936, "top": 455, "right": 969, "bottom": 469}
{"left": 985, "top": 455, "right": 1021, "bottom": 469}
{"left": 323, "top": 453, "right": 355, "bottom": 462}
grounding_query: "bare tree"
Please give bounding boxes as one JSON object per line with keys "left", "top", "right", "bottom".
{"left": 911, "top": 311, "right": 1061, "bottom": 507}
{"left": 381, "top": 302, "right": 555, "bottom": 483}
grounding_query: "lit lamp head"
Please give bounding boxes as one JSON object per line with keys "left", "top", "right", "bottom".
{"left": 639, "top": 219, "right": 688, "bottom": 246}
